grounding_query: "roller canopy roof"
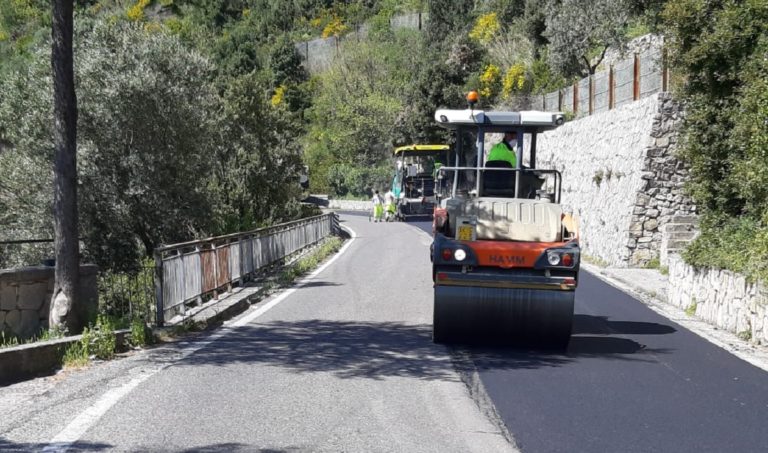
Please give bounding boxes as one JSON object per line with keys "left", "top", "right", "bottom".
{"left": 393, "top": 144, "right": 450, "bottom": 155}
{"left": 434, "top": 109, "right": 565, "bottom": 132}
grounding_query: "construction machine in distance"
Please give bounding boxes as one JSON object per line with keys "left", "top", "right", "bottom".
{"left": 391, "top": 144, "right": 450, "bottom": 221}
{"left": 430, "top": 93, "right": 580, "bottom": 347}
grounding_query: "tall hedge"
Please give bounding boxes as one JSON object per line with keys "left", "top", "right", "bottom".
{"left": 664, "top": 0, "right": 768, "bottom": 280}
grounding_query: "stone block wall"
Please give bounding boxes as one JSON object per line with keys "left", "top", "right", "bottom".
{"left": 327, "top": 200, "right": 371, "bottom": 211}
{"left": 627, "top": 93, "right": 696, "bottom": 265}
{"left": 0, "top": 265, "right": 98, "bottom": 340}
{"left": 535, "top": 92, "right": 695, "bottom": 267}
{"left": 668, "top": 256, "right": 768, "bottom": 344}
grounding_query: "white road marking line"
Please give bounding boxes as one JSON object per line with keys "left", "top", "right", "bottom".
{"left": 231, "top": 224, "right": 357, "bottom": 328}
{"left": 41, "top": 225, "right": 357, "bottom": 452}
{"left": 41, "top": 374, "right": 152, "bottom": 452}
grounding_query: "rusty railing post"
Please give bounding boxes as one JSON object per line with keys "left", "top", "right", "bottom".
{"left": 633, "top": 53, "right": 640, "bottom": 100}
{"left": 153, "top": 249, "right": 164, "bottom": 327}
{"left": 662, "top": 48, "right": 669, "bottom": 92}
{"left": 608, "top": 65, "right": 614, "bottom": 109}
{"left": 573, "top": 81, "right": 579, "bottom": 114}
{"left": 212, "top": 243, "right": 219, "bottom": 300}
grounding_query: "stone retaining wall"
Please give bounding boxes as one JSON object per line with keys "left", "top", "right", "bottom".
{"left": 0, "top": 265, "right": 99, "bottom": 340}
{"left": 327, "top": 199, "right": 370, "bottom": 211}
{"left": 536, "top": 92, "right": 695, "bottom": 266}
{"left": 668, "top": 255, "right": 768, "bottom": 344}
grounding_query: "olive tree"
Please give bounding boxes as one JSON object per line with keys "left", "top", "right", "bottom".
{"left": 544, "top": 0, "right": 631, "bottom": 78}
{"left": 76, "top": 21, "right": 219, "bottom": 271}
{"left": 0, "top": 20, "right": 220, "bottom": 274}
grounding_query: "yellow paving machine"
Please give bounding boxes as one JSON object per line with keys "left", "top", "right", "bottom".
{"left": 392, "top": 144, "right": 450, "bottom": 220}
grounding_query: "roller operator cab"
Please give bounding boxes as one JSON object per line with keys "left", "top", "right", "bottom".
{"left": 430, "top": 100, "right": 580, "bottom": 347}
{"left": 392, "top": 144, "right": 450, "bottom": 220}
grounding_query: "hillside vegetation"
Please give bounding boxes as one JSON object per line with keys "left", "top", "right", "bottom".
{"left": 1, "top": 0, "right": 766, "bottom": 281}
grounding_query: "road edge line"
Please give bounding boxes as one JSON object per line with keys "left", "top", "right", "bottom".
{"left": 41, "top": 226, "right": 358, "bottom": 452}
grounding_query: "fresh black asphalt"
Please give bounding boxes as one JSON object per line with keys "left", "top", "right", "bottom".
{"left": 408, "top": 217, "right": 768, "bottom": 453}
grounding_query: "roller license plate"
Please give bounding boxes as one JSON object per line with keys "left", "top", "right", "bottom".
{"left": 457, "top": 225, "right": 474, "bottom": 241}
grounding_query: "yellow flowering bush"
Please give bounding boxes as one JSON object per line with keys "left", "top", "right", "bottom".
{"left": 309, "top": 16, "right": 324, "bottom": 28}
{"left": 322, "top": 15, "right": 348, "bottom": 38}
{"left": 271, "top": 85, "right": 286, "bottom": 107}
{"left": 502, "top": 63, "right": 527, "bottom": 98}
{"left": 469, "top": 12, "right": 500, "bottom": 45}
{"left": 479, "top": 64, "right": 501, "bottom": 98}
{"left": 127, "top": 0, "right": 151, "bottom": 22}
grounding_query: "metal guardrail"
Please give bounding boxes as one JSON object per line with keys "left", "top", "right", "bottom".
{"left": 153, "top": 213, "right": 339, "bottom": 325}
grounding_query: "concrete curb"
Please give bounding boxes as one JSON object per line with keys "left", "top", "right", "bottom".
{"left": 0, "top": 330, "right": 129, "bottom": 386}
{"left": 582, "top": 263, "right": 669, "bottom": 303}
{"left": 0, "top": 285, "right": 273, "bottom": 386}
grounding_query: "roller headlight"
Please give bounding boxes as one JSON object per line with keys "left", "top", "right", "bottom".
{"left": 454, "top": 249, "right": 467, "bottom": 261}
{"left": 547, "top": 252, "right": 561, "bottom": 266}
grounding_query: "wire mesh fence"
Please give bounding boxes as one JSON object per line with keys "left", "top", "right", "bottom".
{"left": 541, "top": 48, "right": 668, "bottom": 116}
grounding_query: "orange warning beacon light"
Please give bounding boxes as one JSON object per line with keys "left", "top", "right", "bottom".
{"left": 466, "top": 90, "right": 479, "bottom": 108}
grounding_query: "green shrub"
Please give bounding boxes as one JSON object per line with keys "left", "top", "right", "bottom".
{"left": 684, "top": 300, "right": 697, "bottom": 317}
{"left": 81, "top": 314, "right": 117, "bottom": 360}
{"left": 130, "top": 318, "right": 151, "bottom": 348}
{"left": 279, "top": 237, "right": 343, "bottom": 285}
{"left": 62, "top": 340, "right": 89, "bottom": 368}
{"left": 645, "top": 258, "right": 660, "bottom": 269}
{"left": 738, "top": 330, "right": 752, "bottom": 341}
{"left": 664, "top": 1, "right": 768, "bottom": 280}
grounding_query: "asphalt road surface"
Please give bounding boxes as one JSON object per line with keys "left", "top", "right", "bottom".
{"left": 0, "top": 213, "right": 513, "bottom": 453}
{"left": 406, "top": 215, "right": 768, "bottom": 453}
{"left": 2, "top": 212, "right": 768, "bottom": 452}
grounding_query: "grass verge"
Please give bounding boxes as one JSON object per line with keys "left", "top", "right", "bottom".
{"left": 278, "top": 237, "right": 344, "bottom": 285}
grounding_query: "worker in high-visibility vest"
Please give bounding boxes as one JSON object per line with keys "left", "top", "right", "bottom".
{"left": 371, "top": 190, "right": 384, "bottom": 222}
{"left": 384, "top": 190, "right": 397, "bottom": 221}
{"left": 487, "top": 131, "right": 518, "bottom": 167}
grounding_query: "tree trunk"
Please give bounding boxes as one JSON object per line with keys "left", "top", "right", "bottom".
{"left": 49, "top": 0, "right": 80, "bottom": 333}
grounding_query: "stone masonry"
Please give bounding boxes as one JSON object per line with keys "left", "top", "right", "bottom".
{"left": 0, "top": 265, "right": 99, "bottom": 340}
{"left": 627, "top": 93, "right": 696, "bottom": 265}
{"left": 668, "top": 255, "right": 768, "bottom": 345}
{"left": 535, "top": 92, "right": 695, "bottom": 267}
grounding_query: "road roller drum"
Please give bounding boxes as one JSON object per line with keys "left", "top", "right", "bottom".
{"left": 433, "top": 286, "right": 574, "bottom": 347}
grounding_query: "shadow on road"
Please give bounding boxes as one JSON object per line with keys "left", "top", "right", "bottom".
{"left": 296, "top": 281, "right": 342, "bottom": 288}
{"left": 176, "top": 318, "right": 672, "bottom": 380}
{"left": 466, "top": 314, "right": 674, "bottom": 369}
{"left": 0, "top": 439, "right": 112, "bottom": 452}
{"left": 571, "top": 314, "right": 677, "bottom": 335}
